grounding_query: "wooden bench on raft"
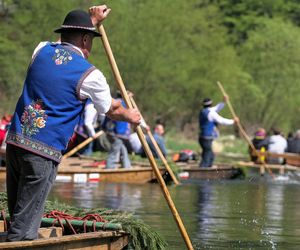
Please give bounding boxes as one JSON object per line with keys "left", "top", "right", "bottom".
{"left": 239, "top": 150, "right": 300, "bottom": 175}
{"left": 254, "top": 150, "right": 300, "bottom": 166}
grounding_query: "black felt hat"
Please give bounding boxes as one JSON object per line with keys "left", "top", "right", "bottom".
{"left": 54, "top": 10, "right": 101, "bottom": 37}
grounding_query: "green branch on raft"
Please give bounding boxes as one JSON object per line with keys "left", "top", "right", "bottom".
{"left": 0, "top": 193, "right": 167, "bottom": 250}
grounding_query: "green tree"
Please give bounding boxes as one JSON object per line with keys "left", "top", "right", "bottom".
{"left": 0, "top": 0, "right": 87, "bottom": 112}
{"left": 239, "top": 18, "right": 300, "bottom": 131}
{"left": 1, "top": 0, "right": 299, "bottom": 133}
{"left": 92, "top": 0, "right": 244, "bottom": 130}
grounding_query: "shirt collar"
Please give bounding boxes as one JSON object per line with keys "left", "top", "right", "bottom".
{"left": 61, "top": 42, "right": 85, "bottom": 58}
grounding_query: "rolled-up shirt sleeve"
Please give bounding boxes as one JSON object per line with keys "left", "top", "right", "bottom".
{"left": 212, "top": 102, "right": 225, "bottom": 113}
{"left": 79, "top": 69, "right": 112, "bottom": 114}
{"left": 32, "top": 41, "right": 49, "bottom": 58}
{"left": 208, "top": 110, "right": 234, "bottom": 125}
{"left": 83, "top": 103, "right": 98, "bottom": 137}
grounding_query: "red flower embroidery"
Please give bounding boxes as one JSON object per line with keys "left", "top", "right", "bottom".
{"left": 34, "top": 103, "right": 42, "bottom": 110}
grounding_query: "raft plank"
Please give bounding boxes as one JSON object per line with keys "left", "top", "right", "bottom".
{"left": 57, "top": 166, "right": 165, "bottom": 183}
{"left": 0, "top": 166, "right": 165, "bottom": 184}
{"left": 0, "top": 221, "right": 4, "bottom": 232}
{"left": 237, "top": 161, "right": 300, "bottom": 171}
{"left": 0, "top": 231, "right": 129, "bottom": 250}
{"left": 0, "top": 227, "right": 62, "bottom": 242}
{"left": 38, "top": 227, "right": 63, "bottom": 239}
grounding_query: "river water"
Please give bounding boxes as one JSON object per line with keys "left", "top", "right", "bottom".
{"left": 48, "top": 175, "right": 300, "bottom": 250}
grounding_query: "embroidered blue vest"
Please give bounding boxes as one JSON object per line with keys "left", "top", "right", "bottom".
{"left": 6, "top": 43, "right": 95, "bottom": 162}
{"left": 199, "top": 108, "right": 216, "bottom": 138}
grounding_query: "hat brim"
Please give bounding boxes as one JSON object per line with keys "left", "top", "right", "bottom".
{"left": 54, "top": 27, "right": 101, "bottom": 37}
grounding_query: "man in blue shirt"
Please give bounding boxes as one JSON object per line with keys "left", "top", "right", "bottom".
{"left": 141, "top": 122, "right": 167, "bottom": 159}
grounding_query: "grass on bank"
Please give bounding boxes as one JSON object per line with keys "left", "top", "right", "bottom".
{"left": 165, "top": 130, "right": 249, "bottom": 156}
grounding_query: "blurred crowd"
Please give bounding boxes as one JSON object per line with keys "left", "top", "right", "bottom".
{"left": 250, "top": 127, "right": 300, "bottom": 165}
{"left": 64, "top": 93, "right": 167, "bottom": 169}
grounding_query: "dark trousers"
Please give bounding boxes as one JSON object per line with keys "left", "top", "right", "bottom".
{"left": 199, "top": 137, "right": 214, "bottom": 167}
{"left": 6, "top": 144, "right": 58, "bottom": 241}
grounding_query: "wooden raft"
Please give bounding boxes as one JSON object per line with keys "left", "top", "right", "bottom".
{"left": 237, "top": 161, "right": 300, "bottom": 175}
{"left": 253, "top": 150, "right": 300, "bottom": 167}
{"left": 0, "top": 231, "right": 128, "bottom": 250}
{"left": 176, "top": 162, "right": 243, "bottom": 180}
{"left": 56, "top": 157, "right": 166, "bottom": 183}
{"left": 0, "top": 220, "right": 128, "bottom": 250}
{"left": 0, "top": 157, "right": 166, "bottom": 184}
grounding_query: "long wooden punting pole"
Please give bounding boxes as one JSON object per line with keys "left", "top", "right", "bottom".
{"left": 217, "top": 81, "right": 275, "bottom": 179}
{"left": 62, "top": 130, "right": 104, "bottom": 159}
{"left": 129, "top": 96, "right": 180, "bottom": 185}
{"left": 98, "top": 24, "right": 194, "bottom": 250}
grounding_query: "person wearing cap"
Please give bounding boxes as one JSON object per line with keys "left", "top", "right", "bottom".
{"left": 198, "top": 97, "right": 236, "bottom": 167}
{"left": 250, "top": 128, "right": 269, "bottom": 163}
{"left": 5, "top": 6, "right": 141, "bottom": 241}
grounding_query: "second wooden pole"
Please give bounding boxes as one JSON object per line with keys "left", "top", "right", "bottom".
{"left": 98, "top": 24, "right": 193, "bottom": 250}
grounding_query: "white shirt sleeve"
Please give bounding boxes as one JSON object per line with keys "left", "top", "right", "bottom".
{"left": 208, "top": 109, "right": 234, "bottom": 125}
{"left": 32, "top": 41, "right": 49, "bottom": 58}
{"left": 283, "top": 138, "right": 288, "bottom": 151}
{"left": 211, "top": 102, "right": 225, "bottom": 113}
{"left": 83, "top": 103, "right": 98, "bottom": 137}
{"left": 79, "top": 69, "right": 112, "bottom": 115}
{"left": 140, "top": 117, "right": 148, "bottom": 129}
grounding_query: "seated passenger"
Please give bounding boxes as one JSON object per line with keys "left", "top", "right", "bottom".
{"left": 287, "top": 129, "right": 300, "bottom": 154}
{"left": 250, "top": 128, "right": 269, "bottom": 163}
{"left": 267, "top": 128, "right": 287, "bottom": 164}
{"left": 141, "top": 123, "right": 167, "bottom": 159}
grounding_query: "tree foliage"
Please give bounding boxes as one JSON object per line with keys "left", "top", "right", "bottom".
{"left": 239, "top": 18, "right": 300, "bottom": 131}
{"left": 0, "top": 0, "right": 299, "bottom": 134}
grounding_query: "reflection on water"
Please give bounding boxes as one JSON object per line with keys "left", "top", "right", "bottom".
{"left": 48, "top": 179, "right": 300, "bottom": 249}
{"left": 1, "top": 177, "right": 300, "bottom": 249}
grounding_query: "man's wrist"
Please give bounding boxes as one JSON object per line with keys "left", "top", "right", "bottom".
{"left": 90, "top": 16, "right": 99, "bottom": 27}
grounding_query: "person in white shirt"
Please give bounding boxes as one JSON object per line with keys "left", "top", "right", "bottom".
{"left": 267, "top": 128, "right": 287, "bottom": 164}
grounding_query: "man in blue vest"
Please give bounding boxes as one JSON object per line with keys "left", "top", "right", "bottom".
{"left": 199, "top": 97, "right": 237, "bottom": 167}
{"left": 5, "top": 6, "right": 141, "bottom": 241}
